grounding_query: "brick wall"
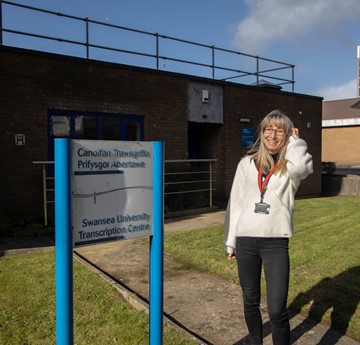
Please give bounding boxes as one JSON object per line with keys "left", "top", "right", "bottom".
{"left": 322, "top": 127, "right": 360, "bottom": 165}
{"left": 221, "top": 85, "right": 322, "bottom": 197}
{"left": 0, "top": 46, "right": 322, "bottom": 220}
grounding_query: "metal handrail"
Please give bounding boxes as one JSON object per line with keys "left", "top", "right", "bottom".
{"left": 0, "top": 0, "right": 295, "bottom": 91}
{"left": 164, "top": 159, "right": 216, "bottom": 209}
{"left": 32, "top": 161, "right": 54, "bottom": 227}
{"left": 32, "top": 158, "right": 217, "bottom": 225}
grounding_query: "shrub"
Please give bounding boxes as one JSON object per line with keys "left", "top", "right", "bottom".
{"left": 321, "top": 161, "right": 336, "bottom": 174}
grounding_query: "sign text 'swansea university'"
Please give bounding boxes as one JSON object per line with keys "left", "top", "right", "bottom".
{"left": 72, "top": 140, "right": 153, "bottom": 246}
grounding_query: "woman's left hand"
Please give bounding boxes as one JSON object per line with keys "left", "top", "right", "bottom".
{"left": 227, "top": 253, "right": 236, "bottom": 260}
{"left": 292, "top": 128, "right": 299, "bottom": 137}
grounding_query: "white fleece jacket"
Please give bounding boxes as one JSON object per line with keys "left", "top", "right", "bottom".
{"left": 225, "top": 135, "right": 313, "bottom": 254}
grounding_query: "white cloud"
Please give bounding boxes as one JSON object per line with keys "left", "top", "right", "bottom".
{"left": 313, "top": 79, "right": 357, "bottom": 100}
{"left": 231, "top": 0, "right": 360, "bottom": 54}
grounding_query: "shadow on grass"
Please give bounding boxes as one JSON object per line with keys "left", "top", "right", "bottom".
{"left": 288, "top": 266, "right": 360, "bottom": 344}
{"left": 232, "top": 266, "right": 360, "bottom": 345}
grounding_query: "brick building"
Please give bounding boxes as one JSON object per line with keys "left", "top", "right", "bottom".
{"left": 0, "top": 46, "right": 322, "bottom": 221}
{"left": 322, "top": 98, "right": 360, "bottom": 165}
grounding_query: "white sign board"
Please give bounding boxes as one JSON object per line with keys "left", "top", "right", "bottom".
{"left": 72, "top": 140, "right": 153, "bottom": 246}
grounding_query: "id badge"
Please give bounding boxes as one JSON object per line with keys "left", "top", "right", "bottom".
{"left": 254, "top": 202, "right": 270, "bottom": 214}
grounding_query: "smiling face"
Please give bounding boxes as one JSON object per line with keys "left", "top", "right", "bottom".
{"left": 263, "top": 121, "right": 287, "bottom": 154}
{"left": 258, "top": 111, "right": 294, "bottom": 157}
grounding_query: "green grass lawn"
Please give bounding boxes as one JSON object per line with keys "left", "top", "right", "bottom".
{"left": 164, "top": 197, "right": 360, "bottom": 341}
{"left": 1, "top": 197, "right": 359, "bottom": 343}
{"left": 0, "top": 251, "right": 196, "bottom": 345}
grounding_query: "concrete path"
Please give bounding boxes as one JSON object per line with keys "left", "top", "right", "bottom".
{"left": 1, "top": 211, "right": 359, "bottom": 345}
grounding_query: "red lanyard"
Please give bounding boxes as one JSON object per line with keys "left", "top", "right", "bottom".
{"left": 257, "top": 161, "right": 279, "bottom": 202}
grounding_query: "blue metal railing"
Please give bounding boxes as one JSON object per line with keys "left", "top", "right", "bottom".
{"left": 0, "top": 0, "right": 295, "bottom": 91}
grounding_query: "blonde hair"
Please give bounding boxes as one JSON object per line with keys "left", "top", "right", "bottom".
{"left": 247, "top": 110, "right": 294, "bottom": 175}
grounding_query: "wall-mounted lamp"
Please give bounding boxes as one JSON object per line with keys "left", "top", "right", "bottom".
{"left": 240, "top": 118, "right": 250, "bottom": 123}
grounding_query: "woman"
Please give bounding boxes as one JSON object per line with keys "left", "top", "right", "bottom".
{"left": 225, "top": 110, "right": 313, "bottom": 345}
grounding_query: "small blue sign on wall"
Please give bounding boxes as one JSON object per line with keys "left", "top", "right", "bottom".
{"left": 241, "top": 128, "right": 254, "bottom": 147}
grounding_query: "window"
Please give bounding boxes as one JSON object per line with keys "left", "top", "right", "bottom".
{"left": 48, "top": 110, "right": 144, "bottom": 162}
{"left": 123, "top": 117, "right": 143, "bottom": 141}
{"left": 75, "top": 115, "right": 97, "bottom": 139}
{"left": 50, "top": 115, "right": 70, "bottom": 137}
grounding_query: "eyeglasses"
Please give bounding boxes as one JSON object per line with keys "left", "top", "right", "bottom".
{"left": 264, "top": 128, "right": 286, "bottom": 136}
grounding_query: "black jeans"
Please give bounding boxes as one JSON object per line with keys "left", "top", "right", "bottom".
{"left": 235, "top": 237, "right": 290, "bottom": 345}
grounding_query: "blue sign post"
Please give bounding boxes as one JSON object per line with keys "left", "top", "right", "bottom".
{"left": 55, "top": 139, "right": 164, "bottom": 345}
{"left": 55, "top": 139, "right": 73, "bottom": 345}
{"left": 149, "top": 141, "right": 164, "bottom": 345}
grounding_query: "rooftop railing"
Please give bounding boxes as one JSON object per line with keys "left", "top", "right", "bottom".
{"left": 0, "top": 0, "right": 295, "bottom": 91}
